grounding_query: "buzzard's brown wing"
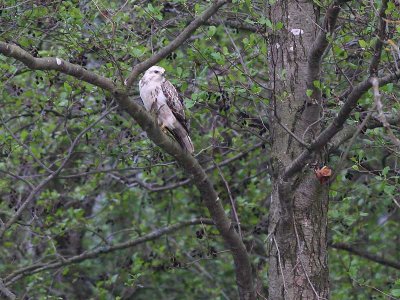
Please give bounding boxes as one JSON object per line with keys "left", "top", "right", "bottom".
{"left": 161, "top": 80, "right": 189, "bottom": 132}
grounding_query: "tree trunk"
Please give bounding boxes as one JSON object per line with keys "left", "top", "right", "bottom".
{"left": 267, "top": 1, "right": 329, "bottom": 299}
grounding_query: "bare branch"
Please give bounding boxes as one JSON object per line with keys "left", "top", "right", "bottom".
{"left": 330, "top": 242, "right": 400, "bottom": 270}
{"left": 371, "top": 77, "right": 400, "bottom": 150}
{"left": 272, "top": 237, "right": 288, "bottom": 297}
{"left": 0, "top": 278, "right": 16, "bottom": 300}
{"left": 293, "top": 220, "right": 321, "bottom": 299}
{"left": 4, "top": 219, "right": 214, "bottom": 286}
{"left": 124, "top": 0, "right": 229, "bottom": 90}
{"left": 329, "top": 111, "right": 400, "bottom": 150}
{"left": 278, "top": 121, "right": 310, "bottom": 148}
{"left": 307, "top": 0, "right": 347, "bottom": 98}
{"left": 369, "top": 0, "right": 388, "bottom": 75}
{"left": 206, "top": 18, "right": 263, "bottom": 33}
{"left": 352, "top": 278, "right": 398, "bottom": 300}
{"left": 215, "top": 163, "right": 242, "bottom": 239}
{"left": 0, "top": 279, "right": 15, "bottom": 300}
{"left": 283, "top": 70, "right": 400, "bottom": 180}
{"left": 0, "top": 170, "right": 34, "bottom": 190}
{"left": 330, "top": 106, "right": 375, "bottom": 182}
{"left": 0, "top": 42, "right": 117, "bottom": 92}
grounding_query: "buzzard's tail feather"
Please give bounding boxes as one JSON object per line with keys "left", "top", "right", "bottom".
{"left": 171, "top": 126, "right": 194, "bottom": 154}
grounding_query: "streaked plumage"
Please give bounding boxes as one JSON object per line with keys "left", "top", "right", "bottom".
{"left": 139, "top": 66, "right": 194, "bottom": 153}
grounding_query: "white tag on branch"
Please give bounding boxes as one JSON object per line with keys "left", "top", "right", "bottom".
{"left": 290, "top": 28, "right": 304, "bottom": 36}
{"left": 56, "top": 58, "right": 62, "bottom": 65}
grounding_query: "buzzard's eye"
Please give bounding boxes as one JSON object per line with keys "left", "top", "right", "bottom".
{"left": 154, "top": 70, "right": 159, "bottom": 74}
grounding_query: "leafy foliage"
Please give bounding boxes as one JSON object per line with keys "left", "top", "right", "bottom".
{"left": 0, "top": 0, "right": 399, "bottom": 299}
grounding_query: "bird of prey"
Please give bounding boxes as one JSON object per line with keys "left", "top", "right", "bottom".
{"left": 139, "top": 66, "right": 194, "bottom": 153}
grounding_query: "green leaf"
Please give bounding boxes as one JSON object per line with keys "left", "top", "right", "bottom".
{"left": 132, "top": 48, "right": 145, "bottom": 58}
{"left": 358, "top": 39, "right": 367, "bottom": 48}
{"left": 275, "top": 22, "right": 283, "bottom": 30}
{"left": 265, "top": 19, "right": 273, "bottom": 29}
{"left": 391, "top": 289, "right": 400, "bottom": 297}
{"left": 313, "top": 80, "right": 321, "bottom": 89}
{"left": 382, "top": 166, "right": 390, "bottom": 176}
{"left": 63, "top": 82, "right": 72, "bottom": 93}
{"left": 20, "top": 130, "right": 29, "bottom": 142}
{"left": 384, "top": 185, "right": 395, "bottom": 195}
{"left": 19, "top": 37, "right": 33, "bottom": 48}
{"left": 211, "top": 52, "right": 224, "bottom": 64}
{"left": 111, "top": 274, "right": 118, "bottom": 283}
{"left": 251, "top": 84, "right": 261, "bottom": 94}
{"left": 62, "top": 267, "right": 70, "bottom": 276}
{"left": 185, "top": 98, "right": 195, "bottom": 109}
{"left": 207, "top": 26, "right": 217, "bottom": 37}
{"left": 259, "top": 17, "right": 273, "bottom": 29}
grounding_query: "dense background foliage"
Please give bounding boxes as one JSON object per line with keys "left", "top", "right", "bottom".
{"left": 0, "top": 0, "right": 399, "bottom": 299}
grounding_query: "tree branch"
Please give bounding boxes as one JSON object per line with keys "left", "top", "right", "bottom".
{"left": 369, "top": 0, "right": 388, "bottom": 75}
{"left": 283, "top": 71, "right": 400, "bottom": 180}
{"left": 329, "top": 111, "right": 400, "bottom": 150}
{"left": 205, "top": 18, "right": 263, "bottom": 33}
{"left": 4, "top": 219, "right": 214, "bottom": 286}
{"left": 329, "top": 106, "right": 375, "bottom": 184}
{"left": 330, "top": 242, "right": 400, "bottom": 270}
{"left": 0, "top": 42, "right": 117, "bottom": 92}
{"left": 371, "top": 77, "right": 400, "bottom": 150}
{"left": 0, "top": 279, "right": 15, "bottom": 300}
{"left": 307, "top": 0, "right": 346, "bottom": 98}
{"left": 124, "top": 0, "right": 229, "bottom": 90}
{"left": 113, "top": 93, "right": 255, "bottom": 299}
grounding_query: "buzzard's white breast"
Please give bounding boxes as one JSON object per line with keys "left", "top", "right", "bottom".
{"left": 139, "top": 80, "right": 177, "bottom": 129}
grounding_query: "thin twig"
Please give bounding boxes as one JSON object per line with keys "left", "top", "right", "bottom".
{"left": 272, "top": 237, "right": 288, "bottom": 298}
{"left": 278, "top": 121, "right": 310, "bottom": 149}
{"left": 215, "top": 163, "right": 242, "bottom": 239}
{"left": 371, "top": 77, "right": 400, "bottom": 150}
{"left": 293, "top": 219, "right": 326, "bottom": 300}
{"left": 0, "top": 170, "right": 34, "bottom": 189}
{"left": 331, "top": 106, "right": 376, "bottom": 183}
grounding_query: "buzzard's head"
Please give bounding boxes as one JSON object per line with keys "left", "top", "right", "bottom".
{"left": 142, "top": 66, "right": 166, "bottom": 85}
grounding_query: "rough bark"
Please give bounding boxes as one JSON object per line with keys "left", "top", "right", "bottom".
{"left": 267, "top": 1, "right": 329, "bottom": 299}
